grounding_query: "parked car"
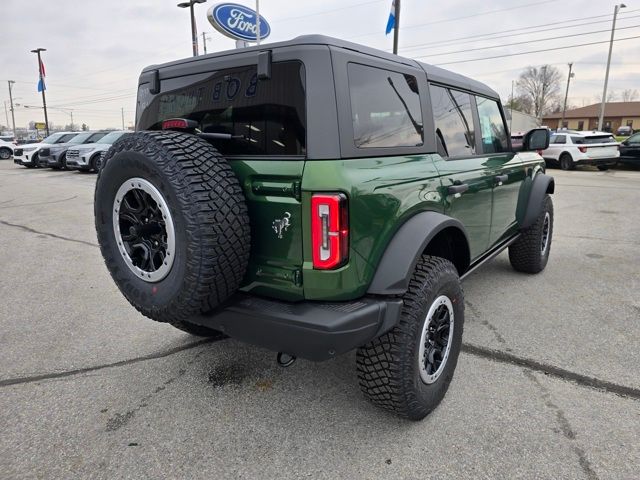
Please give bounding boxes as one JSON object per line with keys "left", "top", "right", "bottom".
{"left": 0, "top": 137, "right": 16, "bottom": 160}
{"left": 616, "top": 125, "right": 633, "bottom": 136}
{"left": 38, "top": 131, "right": 108, "bottom": 169}
{"left": 542, "top": 130, "right": 619, "bottom": 170}
{"left": 94, "top": 34, "right": 554, "bottom": 420}
{"left": 13, "top": 132, "right": 78, "bottom": 168}
{"left": 66, "top": 130, "right": 132, "bottom": 172}
{"left": 619, "top": 132, "right": 640, "bottom": 167}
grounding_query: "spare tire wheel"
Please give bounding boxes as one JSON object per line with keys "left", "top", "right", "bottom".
{"left": 94, "top": 131, "right": 251, "bottom": 335}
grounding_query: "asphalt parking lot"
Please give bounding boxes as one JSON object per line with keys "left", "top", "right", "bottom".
{"left": 0, "top": 160, "right": 639, "bottom": 479}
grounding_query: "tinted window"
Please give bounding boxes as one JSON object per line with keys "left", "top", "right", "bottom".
{"left": 551, "top": 134, "right": 566, "bottom": 144}
{"left": 430, "top": 85, "right": 475, "bottom": 157}
{"left": 57, "top": 134, "right": 78, "bottom": 143}
{"left": 476, "top": 97, "right": 508, "bottom": 153}
{"left": 572, "top": 135, "right": 616, "bottom": 144}
{"left": 348, "top": 63, "right": 423, "bottom": 148}
{"left": 628, "top": 133, "right": 640, "bottom": 144}
{"left": 87, "top": 132, "right": 107, "bottom": 143}
{"left": 139, "top": 61, "right": 306, "bottom": 156}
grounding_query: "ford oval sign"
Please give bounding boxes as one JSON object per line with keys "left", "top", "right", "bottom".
{"left": 207, "top": 3, "right": 271, "bottom": 42}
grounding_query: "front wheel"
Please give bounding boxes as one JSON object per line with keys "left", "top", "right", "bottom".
{"left": 357, "top": 256, "right": 464, "bottom": 420}
{"left": 0, "top": 148, "right": 11, "bottom": 160}
{"left": 509, "top": 194, "right": 553, "bottom": 273}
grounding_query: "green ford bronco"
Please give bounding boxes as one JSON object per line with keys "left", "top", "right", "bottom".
{"left": 95, "top": 35, "right": 554, "bottom": 420}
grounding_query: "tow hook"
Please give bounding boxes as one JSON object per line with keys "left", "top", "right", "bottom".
{"left": 277, "top": 352, "right": 296, "bottom": 368}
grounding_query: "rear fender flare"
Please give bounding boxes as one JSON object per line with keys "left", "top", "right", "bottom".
{"left": 367, "top": 211, "right": 470, "bottom": 296}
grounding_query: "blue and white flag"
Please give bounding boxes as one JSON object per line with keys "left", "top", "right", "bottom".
{"left": 385, "top": 0, "right": 396, "bottom": 35}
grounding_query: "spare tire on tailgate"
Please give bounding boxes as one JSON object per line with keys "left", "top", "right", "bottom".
{"left": 94, "top": 131, "right": 251, "bottom": 334}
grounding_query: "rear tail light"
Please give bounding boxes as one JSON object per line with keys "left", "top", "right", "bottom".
{"left": 311, "top": 193, "right": 348, "bottom": 270}
{"left": 578, "top": 146, "right": 587, "bottom": 153}
{"left": 161, "top": 118, "right": 198, "bottom": 130}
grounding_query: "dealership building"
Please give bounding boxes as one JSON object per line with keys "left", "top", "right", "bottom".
{"left": 543, "top": 101, "right": 640, "bottom": 132}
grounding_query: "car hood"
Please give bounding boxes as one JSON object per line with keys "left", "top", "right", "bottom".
{"left": 20, "top": 142, "right": 51, "bottom": 149}
{"left": 72, "top": 142, "right": 111, "bottom": 151}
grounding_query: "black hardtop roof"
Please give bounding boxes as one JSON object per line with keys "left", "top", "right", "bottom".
{"left": 142, "top": 34, "right": 499, "bottom": 99}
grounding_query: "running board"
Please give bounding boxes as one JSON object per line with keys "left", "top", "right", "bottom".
{"left": 460, "top": 234, "right": 520, "bottom": 281}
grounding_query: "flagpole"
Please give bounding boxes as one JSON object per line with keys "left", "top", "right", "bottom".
{"left": 256, "top": 0, "right": 261, "bottom": 45}
{"left": 31, "top": 48, "right": 49, "bottom": 136}
{"left": 393, "top": 0, "right": 400, "bottom": 54}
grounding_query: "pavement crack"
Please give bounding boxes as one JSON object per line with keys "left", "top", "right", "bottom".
{"left": 0, "top": 337, "right": 224, "bottom": 388}
{"left": 0, "top": 195, "right": 78, "bottom": 210}
{"left": 462, "top": 343, "right": 640, "bottom": 401}
{"left": 0, "top": 219, "right": 98, "bottom": 247}
{"left": 465, "top": 301, "right": 506, "bottom": 344}
{"left": 523, "top": 370, "right": 598, "bottom": 480}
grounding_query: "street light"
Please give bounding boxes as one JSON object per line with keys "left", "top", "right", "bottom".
{"left": 598, "top": 3, "right": 626, "bottom": 131}
{"left": 177, "top": 0, "right": 207, "bottom": 57}
{"left": 30, "top": 48, "right": 50, "bottom": 136}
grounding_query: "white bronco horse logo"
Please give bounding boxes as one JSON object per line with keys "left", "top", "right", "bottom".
{"left": 272, "top": 212, "right": 291, "bottom": 239}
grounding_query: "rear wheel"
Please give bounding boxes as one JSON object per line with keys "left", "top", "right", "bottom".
{"left": 94, "top": 131, "right": 251, "bottom": 332}
{"left": 559, "top": 153, "right": 573, "bottom": 171}
{"left": 357, "top": 256, "right": 464, "bottom": 420}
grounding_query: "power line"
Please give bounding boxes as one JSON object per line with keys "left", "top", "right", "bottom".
{"left": 400, "top": 13, "right": 640, "bottom": 52}
{"left": 271, "top": 0, "right": 385, "bottom": 23}
{"left": 431, "top": 34, "right": 640, "bottom": 66}
{"left": 417, "top": 24, "right": 640, "bottom": 58}
{"left": 347, "top": 0, "right": 557, "bottom": 40}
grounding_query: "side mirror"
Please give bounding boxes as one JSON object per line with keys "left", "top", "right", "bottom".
{"left": 522, "top": 128, "right": 549, "bottom": 152}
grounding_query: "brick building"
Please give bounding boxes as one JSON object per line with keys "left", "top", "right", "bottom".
{"left": 543, "top": 101, "right": 640, "bottom": 132}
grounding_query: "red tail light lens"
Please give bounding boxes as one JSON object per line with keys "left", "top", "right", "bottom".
{"left": 311, "top": 193, "right": 348, "bottom": 270}
{"left": 578, "top": 146, "right": 587, "bottom": 153}
{"left": 161, "top": 118, "right": 198, "bottom": 130}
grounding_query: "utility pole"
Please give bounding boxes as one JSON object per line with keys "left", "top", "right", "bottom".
{"left": 560, "top": 63, "right": 574, "bottom": 130}
{"left": 7, "top": 80, "right": 17, "bottom": 138}
{"left": 598, "top": 3, "right": 626, "bottom": 131}
{"left": 202, "top": 32, "right": 208, "bottom": 54}
{"left": 30, "top": 48, "right": 50, "bottom": 136}
{"left": 70, "top": 110, "right": 74, "bottom": 130}
{"left": 393, "top": 0, "right": 401, "bottom": 55}
{"left": 510, "top": 80, "right": 514, "bottom": 132}
{"left": 121, "top": 107, "right": 125, "bottom": 130}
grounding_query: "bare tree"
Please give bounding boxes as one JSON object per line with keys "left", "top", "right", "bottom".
{"left": 621, "top": 89, "right": 639, "bottom": 102}
{"left": 505, "top": 94, "right": 533, "bottom": 114}
{"left": 595, "top": 90, "right": 617, "bottom": 103}
{"left": 516, "top": 65, "right": 561, "bottom": 120}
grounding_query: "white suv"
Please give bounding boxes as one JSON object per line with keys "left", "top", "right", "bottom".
{"left": 542, "top": 130, "right": 619, "bottom": 171}
{"left": 0, "top": 136, "right": 15, "bottom": 160}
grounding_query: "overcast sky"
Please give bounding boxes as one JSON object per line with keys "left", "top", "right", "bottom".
{"left": 1, "top": 0, "right": 639, "bottom": 130}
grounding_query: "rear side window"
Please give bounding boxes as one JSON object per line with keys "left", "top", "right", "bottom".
{"left": 475, "top": 97, "right": 508, "bottom": 153}
{"left": 348, "top": 63, "right": 423, "bottom": 148}
{"left": 430, "top": 84, "right": 475, "bottom": 157}
{"left": 551, "top": 135, "right": 566, "bottom": 144}
{"left": 571, "top": 135, "right": 616, "bottom": 144}
{"left": 138, "top": 61, "right": 306, "bottom": 156}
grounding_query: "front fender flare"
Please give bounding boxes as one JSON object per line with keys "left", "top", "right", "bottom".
{"left": 520, "top": 173, "right": 555, "bottom": 230}
{"left": 367, "top": 211, "right": 470, "bottom": 296}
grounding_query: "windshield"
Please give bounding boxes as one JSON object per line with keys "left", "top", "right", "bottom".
{"left": 571, "top": 135, "right": 616, "bottom": 144}
{"left": 41, "top": 133, "right": 65, "bottom": 143}
{"left": 97, "top": 131, "right": 127, "bottom": 144}
{"left": 67, "top": 132, "right": 94, "bottom": 144}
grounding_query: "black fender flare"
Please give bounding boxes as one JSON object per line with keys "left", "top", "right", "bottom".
{"left": 367, "top": 211, "right": 470, "bottom": 296}
{"left": 520, "top": 173, "right": 555, "bottom": 230}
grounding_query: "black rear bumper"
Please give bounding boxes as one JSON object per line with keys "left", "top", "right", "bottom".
{"left": 189, "top": 294, "right": 403, "bottom": 361}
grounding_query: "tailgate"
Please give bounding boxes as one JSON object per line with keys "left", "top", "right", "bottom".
{"left": 229, "top": 159, "right": 305, "bottom": 301}
{"left": 585, "top": 144, "right": 618, "bottom": 158}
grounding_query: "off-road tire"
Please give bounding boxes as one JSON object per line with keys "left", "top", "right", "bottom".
{"left": 560, "top": 153, "right": 573, "bottom": 171}
{"left": 509, "top": 194, "right": 553, "bottom": 273}
{"left": 94, "top": 131, "right": 251, "bottom": 332}
{"left": 357, "top": 256, "right": 464, "bottom": 421}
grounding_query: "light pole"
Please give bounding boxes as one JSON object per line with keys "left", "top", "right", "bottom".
{"left": 30, "top": 48, "right": 50, "bottom": 136}
{"left": 201, "top": 32, "right": 211, "bottom": 54}
{"left": 177, "top": 0, "right": 207, "bottom": 57}
{"left": 598, "top": 3, "right": 626, "bottom": 131}
{"left": 560, "top": 63, "right": 575, "bottom": 130}
{"left": 7, "top": 80, "right": 17, "bottom": 138}
{"left": 393, "top": 0, "right": 401, "bottom": 54}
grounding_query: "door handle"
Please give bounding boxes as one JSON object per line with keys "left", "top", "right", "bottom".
{"left": 495, "top": 174, "right": 508, "bottom": 186}
{"left": 447, "top": 183, "right": 469, "bottom": 196}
